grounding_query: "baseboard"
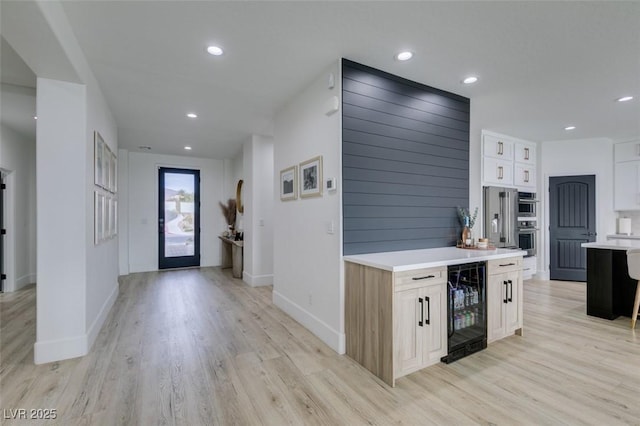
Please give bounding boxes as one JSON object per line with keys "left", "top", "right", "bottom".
{"left": 273, "top": 290, "right": 346, "bottom": 354}
{"left": 34, "top": 335, "right": 87, "bottom": 364}
{"left": 86, "top": 283, "right": 119, "bottom": 351}
{"left": 242, "top": 271, "right": 273, "bottom": 287}
{"left": 34, "top": 283, "right": 118, "bottom": 365}
{"left": 15, "top": 273, "right": 37, "bottom": 290}
{"left": 536, "top": 270, "right": 550, "bottom": 280}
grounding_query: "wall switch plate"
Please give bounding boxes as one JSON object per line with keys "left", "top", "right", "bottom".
{"left": 327, "top": 220, "right": 335, "bottom": 234}
{"left": 326, "top": 177, "right": 336, "bottom": 192}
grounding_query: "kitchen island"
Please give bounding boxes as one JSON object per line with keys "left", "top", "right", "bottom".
{"left": 582, "top": 240, "right": 639, "bottom": 319}
{"left": 344, "top": 246, "right": 526, "bottom": 386}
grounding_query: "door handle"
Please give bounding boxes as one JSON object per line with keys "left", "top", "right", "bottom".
{"left": 503, "top": 281, "right": 508, "bottom": 304}
{"left": 159, "top": 218, "right": 164, "bottom": 233}
{"left": 418, "top": 298, "right": 424, "bottom": 327}
{"left": 507, "top": 280, "right": 513, "bottom": 302}
{"left": 425, "top": 296, "right": 431, "bottom": 325}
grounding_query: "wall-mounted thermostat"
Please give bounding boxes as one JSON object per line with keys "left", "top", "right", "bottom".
{"left": 326, "top": 177, "right": 337, "bottom": 192}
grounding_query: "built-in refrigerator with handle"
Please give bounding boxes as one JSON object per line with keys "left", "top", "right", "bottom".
{"left": 484, "top": 186, "right": 519, "bottom": 249}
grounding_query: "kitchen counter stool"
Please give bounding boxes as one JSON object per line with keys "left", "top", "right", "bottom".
{"left": 626, "top": 248, "right": 640, "bottom": 329}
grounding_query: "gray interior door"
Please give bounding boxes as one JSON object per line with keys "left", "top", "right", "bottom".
{"left": 549, "top": 175, "right": 596, "bottom": 281}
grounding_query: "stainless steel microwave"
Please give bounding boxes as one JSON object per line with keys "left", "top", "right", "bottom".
{"left": 518, "top": 192, "right": 538, "bottom": 217}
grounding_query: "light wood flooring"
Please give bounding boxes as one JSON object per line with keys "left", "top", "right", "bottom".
{"left": 1, "top": 268, "right": 639, "bottom": 425}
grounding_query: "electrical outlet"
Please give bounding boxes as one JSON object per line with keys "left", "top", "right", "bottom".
{"left": 327, "top": 221, "right": 335, "bottom": 234}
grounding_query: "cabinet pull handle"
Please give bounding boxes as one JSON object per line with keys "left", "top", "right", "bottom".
{"left": 508, "top": 280, "right": 513, "bottom": 302}
{"left": 524, "top": 147, "right": 529, "bottom": 160}
{"left": 524, "top": 170, "right": 529, "bottom": 183}
{"left": 425, "top": 296, "right": 431, "bottom": 325}
{"left": 497, "top": 141, "right": 503, "bottom": 155}
{"left": 499, "top": 262, "right": 516, "bottom": 267}
{"left": 503, "top": 281, "right": 508, "bottom": 304}
{"left": 418, "top": 298, "right": 424, "bottom": 327}
{"left": 498, "top": 166, "right": 503, "bottom": 179}
{"left": 412, "top": 275, "right": 435, "bottom": 281}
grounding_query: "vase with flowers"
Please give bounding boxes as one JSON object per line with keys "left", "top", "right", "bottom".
{"left": 219, "top": 198, "right": 237, "bottom": 236}
{"left": 457, "top": 207, "right": 478, "bottom": 247}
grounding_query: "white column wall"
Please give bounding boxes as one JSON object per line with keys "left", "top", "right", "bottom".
{"left": 272, "top": 61, "right": 344, "bottom": 353}
{"left": 34, "top": 78, "right": 88, "bottom": 363}
{"left": 242, "top": 135, "right": 274, "bottom": 287}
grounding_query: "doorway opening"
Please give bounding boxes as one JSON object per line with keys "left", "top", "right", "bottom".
{"left": 549, "top": 175, "right": 596, "bottom": 281}
{"left": 158, "top": 168, "right": 200, "bottom": 269}
{"left": 1, "top": 172, "right": 5, "bottom": 292}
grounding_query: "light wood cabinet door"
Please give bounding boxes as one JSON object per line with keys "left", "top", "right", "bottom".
{"left": 487, "top": 272, "right": 508, "bottom": 342}
{"left": 394, "top": 287, "right": 423, "bottom": 377}
{"left": 421, "top": 283, "right": 447, "bottom": 364}
{"left": 504, "top": 270, "right": 523, "bottom": 335}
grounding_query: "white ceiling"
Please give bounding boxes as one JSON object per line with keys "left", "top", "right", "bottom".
{"left": 1, "top": 37, "right": 37, "bottom": 140}
{"left": 3, "top": 1, "right": 640, "bottom": 159}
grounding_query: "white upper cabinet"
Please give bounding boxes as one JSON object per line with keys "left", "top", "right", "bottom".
{"left": 514, "top": 141, "right": 536, "bottom": 165}
{"left": 615, "top": 140, "right": 640, "bottom": 163}
{"left": 482, "top": 131, "right": 537, "bottom": 192}
{"left": 483, "top": 134, "right": 514, "bottom": 160}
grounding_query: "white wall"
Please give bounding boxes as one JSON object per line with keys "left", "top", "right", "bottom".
{"left": 242, "top": 135, "right": 274, "bottom": 287}
{"left": 273, "top": 61, "right": 344, "bottom": 353}
{"left": 0, "top": 122, "right": 37, "bottom": 292}
{"left": 35, "top": 78, "right": 89, "bottom": 363}
{"left": 117, "top": 148, "right": 129, "bottom": 276}
{"left": 126, "top": 151, "right": 224, "bottom": 273}
{"left": 540, "top": 138, "right": 615, "bottom": 279}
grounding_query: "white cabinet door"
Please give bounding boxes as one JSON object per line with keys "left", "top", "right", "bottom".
{"left": 504, "top": 270, "right": 523, "bottom": 335}
{"left": 394, "top": 287, "right": 423, "bottom": 377}
{"left": 483, "top": 134, "right": 514, "bottom": 160}
{"left": 422, "top": 283, "right": 447, "bottom": 364}
{"left": 487, "top": 273, "right": 508, "bottom": 342}
{"left": 514, "top": 142, "right": 536, "bottom": 164}
{"left": 483, "top": 157, "right": 514, "bottom": 186}
{"left": 615, "top": 140, "right": 640, "bottom": 163}
{"left": 614, "top": 161, "right": 640, "bottom": 211}
{"left": 514, "top": 163, "right": 536, "bottom": 190}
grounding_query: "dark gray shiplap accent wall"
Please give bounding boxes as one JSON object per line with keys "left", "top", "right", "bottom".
{"left": 342, "top": 59, "right": 470, "bottom": 255}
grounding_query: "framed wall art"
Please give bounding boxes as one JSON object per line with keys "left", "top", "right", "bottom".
{"left": 94, "top": 131, "right": 105, "bottom": 188}
{"left": 299, "top": 156, "right": 323, "bottom": 198}
{"left": 280, "top": 165, "right": 297, "bottom": 201}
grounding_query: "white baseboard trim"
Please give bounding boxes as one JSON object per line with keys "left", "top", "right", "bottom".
{"left": 242, "top": 271, "right": 273, "bottom": 287}
{"left": 15, "top": 273, "right": 37, "bottom": 290}
{"left": 273, "top": 290, "right": 346, "bottom": 354}
{"left": 536, "top": 270, "right": 550, "bottom": 280}
{"left": 34, "top": 283, "right": 118, "bottom": 365}
{"left": 34, "top": 335, "right": 87, "bottom": 364}
{"left": 86, "top": 283, "right": 119, "bottom": 351}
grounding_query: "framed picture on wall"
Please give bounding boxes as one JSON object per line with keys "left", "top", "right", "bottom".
{"left": 280, "top": 165, "right": 297, "bottom": 201}
{"left": 299, "top": 156, "right": 323, "bottom": 198}
{"left": 94, "top": 191, "right": 104, "bottom": 244}
{"left": 94, "top": 132, "right": 105, "bottom": 188}
{"left": 102, "top": 144, "right": 111, "bottom": 192}
{"left": 110, "top": 151, "right": 117, "bottom": 193}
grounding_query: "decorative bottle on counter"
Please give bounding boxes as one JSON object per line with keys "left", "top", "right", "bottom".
{"left": 462, "top": 216, "right": 472, "bottom": 247}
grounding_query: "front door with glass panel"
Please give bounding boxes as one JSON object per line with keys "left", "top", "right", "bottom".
{"left": 158, "top": 168, "right": 200, "bottom": 269}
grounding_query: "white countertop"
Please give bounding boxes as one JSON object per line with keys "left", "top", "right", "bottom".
{"left": 607, "top": 234, "right": 640, "bottom": 240}
{"left": 582, "top": 240, "right": 640, "bottom": 250}
{"left": 343, "top": 246, "right": 527, "bottom": 272}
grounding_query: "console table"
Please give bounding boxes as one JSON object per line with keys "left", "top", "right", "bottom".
{"left": 219, "top": 236, "right": 243, "bottom": 278}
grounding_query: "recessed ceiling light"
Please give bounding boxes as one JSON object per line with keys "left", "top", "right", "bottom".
{"left": 395, "top": 51, "right": 413, "bottom": 61}
{"left": 565, "top": 126, "right": 576, "bottom": 131}
{"left": 207, "top": 45, "right": 224, "bottom": 56}
{"left": 462, "top": 76, "right": 478, "bottom": 84}
{"left": 33, "top": 116, "right": 37, "bottom": 120}
{"left": 184, "top": 146, "right": 192, "bottom": 151}
{"left": 617, "top": 96, "right": 634, "bottom": 102}
{"left": 186, "top": 113, "right": 198, "bottom": 118}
